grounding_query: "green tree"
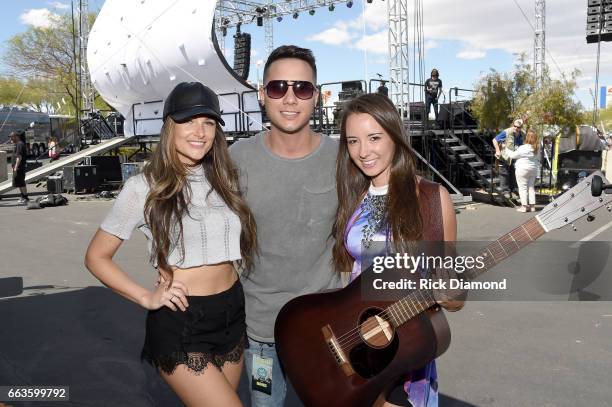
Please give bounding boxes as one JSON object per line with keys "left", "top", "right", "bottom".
{"left": 471, "top": 55, "right": 582, "bottom": 133}
{"left": 0, "top": 76, "right": 70, "bottom": 113}
{"left": 2, "top": 12, "right": 110, "bottom": 114}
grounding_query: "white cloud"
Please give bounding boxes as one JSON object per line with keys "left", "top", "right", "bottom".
{"left": 47, "top": 1, "right": 69, "bottom": 10}
{"left": 20, "top": 8, "right": 58, "bottom": 28}
{"left": 307, "top": 27, "right": 354, "bottom": 46}
{"left": 306, "top": 0, "right": 612, "bottom": 101}
{"left": 419, "top": 0, "right": 612, "bottom": 80}
{"left": 425, "top": 40, "right": 438, "bottom": 51}
{"left": 355, "top": 30, "right": 388, "bottom": 55}
{"left": 251, "top": 50, "right": 259, "bottom": 57}
{"left": 349, "top": 2, "right": 388, "bottom": 31}
{"left": 457, "top": 50, "right": 487, "bottom": 60}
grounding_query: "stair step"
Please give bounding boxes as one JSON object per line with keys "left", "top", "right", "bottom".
{"left": 440, "top": 138, "right": 459, "bottom": 143}
{"left": 468, "top": 161, "right": 485, "bottom": 167}
{"left": 485, "top": 177, "right": 501, "bottom": 184}
{"left": 450, "top": 146, "right": 469, "bottom": 151}
{"left": 477, "top": 169, "right": 492, "bottom": 176}
{"left": 459, "top": 153, "right": 476, "bottom": 159}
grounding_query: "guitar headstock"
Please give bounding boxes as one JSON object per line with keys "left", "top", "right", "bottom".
{"left": 537, "top": 171, "right": 612, "bottom": 232}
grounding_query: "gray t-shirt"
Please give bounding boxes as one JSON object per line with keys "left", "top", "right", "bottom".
{"left": 229, "top": 132, "right": 342, "bottom": 342}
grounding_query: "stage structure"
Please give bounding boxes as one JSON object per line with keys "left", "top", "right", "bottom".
{"left": 534, "top": 0, "right": 545, "bottom": 88}
{"left": 88, "top": 0, "right": 264, "bottom": 138}
{"left": 88, "top": 0, "right": 418, "bottom": 138}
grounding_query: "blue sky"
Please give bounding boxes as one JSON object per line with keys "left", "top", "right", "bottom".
{"left": 2, "top": 0, "right": 611, "bottom": 115}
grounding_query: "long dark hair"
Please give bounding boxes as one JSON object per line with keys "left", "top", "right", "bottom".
{"left": 332, "top": 93, "right": 422, "bottom": 273}
{"left": 143, "top": 118, "right": 257, "bottom": 283}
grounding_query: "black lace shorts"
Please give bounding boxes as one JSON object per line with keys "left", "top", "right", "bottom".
{"left": 141, "top": 279, "right": 247, "bottom": 375}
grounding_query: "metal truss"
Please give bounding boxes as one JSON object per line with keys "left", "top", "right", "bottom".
{"left": 215, "top": 0, "right": 350, "bottom": 30}
{"left": 78, "top": 0, "right": 95, "bottom": 117}
{"left": 534, "top": 0, "right": 545, "bottom": 87}
{"left": 387, "top": 0, "right": 410, "bottom": 120}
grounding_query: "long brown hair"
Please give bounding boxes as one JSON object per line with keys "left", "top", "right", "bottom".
{"left": 525, "top": 129, "right": 539, "bottom": 155}
{"left": 332, "top": 93, "right": 422, "bottom": 273}
{"left": 143, "top": 118, "right": 257, "bottom": 282}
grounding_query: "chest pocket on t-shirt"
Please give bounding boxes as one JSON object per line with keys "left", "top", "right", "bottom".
{"left": 297, "top": 184, "right": 336, "bottom": 245}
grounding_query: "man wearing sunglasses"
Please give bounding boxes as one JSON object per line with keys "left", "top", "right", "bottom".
{"left": 230, "top": 45, "right": 342, "bottom": 407}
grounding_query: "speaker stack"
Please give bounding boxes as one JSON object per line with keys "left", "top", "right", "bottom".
{"left": 233, "top": 33, "right": 251, "bottom": 80}
{"left": 586, "top": 0, "right": 612, "bottom": 43}
{"left": 63, "top": 165, "right": 99, "bottom": 194}
{"left": 556, "top": 150, "right": 603, "bottom": 188}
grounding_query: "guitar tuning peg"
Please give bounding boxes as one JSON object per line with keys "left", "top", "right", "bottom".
{"left": 587, "top": 214, "right": 596, "bottom": 222}
{"left": 571, "top": 224, "right": 577, "bottom": 232}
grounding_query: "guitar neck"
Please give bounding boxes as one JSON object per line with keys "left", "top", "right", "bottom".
{"left": 386, "top": 217, "right": 546, "bottom": 327}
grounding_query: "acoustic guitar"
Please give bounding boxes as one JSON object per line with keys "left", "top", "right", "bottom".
{"left": 274, "top": 172, "right": 612, "bottom": 407}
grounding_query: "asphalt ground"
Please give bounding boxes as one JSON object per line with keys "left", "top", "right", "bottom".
{"left": 0, "top": 184, "right": 611, "bottom": 407}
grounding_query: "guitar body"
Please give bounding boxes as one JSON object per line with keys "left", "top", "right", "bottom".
{"left": 274, "top": 275, "right": 451, "bottom": 407}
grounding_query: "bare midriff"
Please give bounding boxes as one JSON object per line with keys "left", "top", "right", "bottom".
{"left": 165, "top": 261, "right": 238, "bottom": 296}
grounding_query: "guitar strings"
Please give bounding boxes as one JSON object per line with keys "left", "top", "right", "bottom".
{"left": 333, "top": 288, "right": 428, "bottom": 346}
{"left": 334, "top": 290, "right": 434, "bottom": 350}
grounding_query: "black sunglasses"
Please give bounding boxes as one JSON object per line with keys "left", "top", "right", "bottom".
{"left": 264, "top": 80, "right": 316, "bottom": 100}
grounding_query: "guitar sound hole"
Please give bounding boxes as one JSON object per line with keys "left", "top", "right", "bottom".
{"left": 349, "top": 307, "right": 399, "bottom": 378}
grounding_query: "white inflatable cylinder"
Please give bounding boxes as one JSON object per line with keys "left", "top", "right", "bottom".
{"left": 87, "top": 0, "right": 262, "bottom": 137}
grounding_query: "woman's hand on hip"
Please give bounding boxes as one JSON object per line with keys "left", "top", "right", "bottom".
{"left": 141, "top": 279, "right": 189, "bottom": 311}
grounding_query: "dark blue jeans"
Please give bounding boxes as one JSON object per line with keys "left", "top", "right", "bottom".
{"left": 425, "top": 95, "right": 439, "bottom": 121}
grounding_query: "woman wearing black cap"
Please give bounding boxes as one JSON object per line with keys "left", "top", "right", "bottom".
{"left": 85, "top": 82, "right": 257, "bottom": 406}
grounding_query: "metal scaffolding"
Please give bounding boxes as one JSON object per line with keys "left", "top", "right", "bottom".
{"left": 534, "top": 0, "right": 545, "bottom": 87}
{"left": 264, "top": 6, "right": 274, "bottom": 59}
{"left": 387, "top": 0, "right": 410, "bottom": 119}
{"left": 78, "top": 0, "right": 95, "bottom": 117}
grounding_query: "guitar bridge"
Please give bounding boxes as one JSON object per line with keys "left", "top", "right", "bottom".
{"left": 322, "top": 324, "right": 355, "bottom": 377}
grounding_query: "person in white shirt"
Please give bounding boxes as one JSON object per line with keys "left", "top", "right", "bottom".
{"left": 506, "top": 129, "right": 539, "bottom": 212}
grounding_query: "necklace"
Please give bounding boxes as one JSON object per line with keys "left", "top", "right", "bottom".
{"left": 360, "top": 193, "right": 387, "bottom": 249}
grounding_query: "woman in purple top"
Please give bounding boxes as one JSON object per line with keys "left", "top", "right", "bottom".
{"left": 332, "top": 93, "right": 462, "bottom": 407}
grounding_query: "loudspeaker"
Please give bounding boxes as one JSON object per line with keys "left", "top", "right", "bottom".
{"left": 557, "top": 150, "right": 602, "bottom": 170}
{"left": 63, "top": 165, "right": 98, "bottom": 193}
{"left": 586, "top": 1, "right": 612, "bottom": 43}
{"left": 409, "top": 102, "right": 425, "bottom": 121}
{"left": 437, "top": 101, "right": 477, "bottom": 127}
{"left": 84, "top": 155, "right": 122, "bottom": 184}
{"left": 46, "top": 175, "right": 63, "bottom": 193}
{"left": 233, "top": 33, "right": 251, "bottom": 80}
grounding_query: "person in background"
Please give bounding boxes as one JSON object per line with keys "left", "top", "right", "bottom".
{"left": 506, "top": 129, "right": 539, "bottom": 212}
{"left": 492, "top": 118, "right": 525, "bottom": 195}
{"left": 424, "top": 69, "right": 442, "bottom": 125}
{"left": 11, "top": 131, "right": 29, "bottom": 205}
{"left": 48, "top": 136, "right": 60, "bottom": 161}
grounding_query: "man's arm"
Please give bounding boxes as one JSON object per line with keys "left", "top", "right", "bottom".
{"left": 493, "top": 131, "right": 506, "bottom": 157}
{"left": 437, "top": 80, "right": 443, "bottom": 98}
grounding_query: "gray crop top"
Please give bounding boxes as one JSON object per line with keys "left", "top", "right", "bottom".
{"left": 100, "top": 166, "right": 242, "bottom": 268}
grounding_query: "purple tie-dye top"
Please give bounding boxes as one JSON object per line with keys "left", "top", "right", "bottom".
{"left": 344, "top": 183, "right": 439, "bottom": 407}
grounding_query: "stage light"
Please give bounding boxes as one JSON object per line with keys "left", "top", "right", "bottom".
{"left": 309, "top": 9, "right": 315, "bottom": 16}
{"left": 347, "top": 1, "right": 353, "bottom": 8}
{"left": 367, "top": 0, "right": 373, "bottom": 3}
{"left": 222, "top": 27, "right": 227, "bottom": 37}
{"left": 257, "top": 16, "right": 263, "bottom": 26}
{"left": 328, "top": 4, "right": 335, "bottom": 11}
{"left": 293, "top": 12, "right": 299, "bottom": 19}
{"left": 276, "top": 16, "right": 283, "bottom": 22}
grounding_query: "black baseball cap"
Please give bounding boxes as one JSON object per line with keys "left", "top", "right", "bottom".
{"left": 163, "top": 82, "right": 225, "bottom": 125}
